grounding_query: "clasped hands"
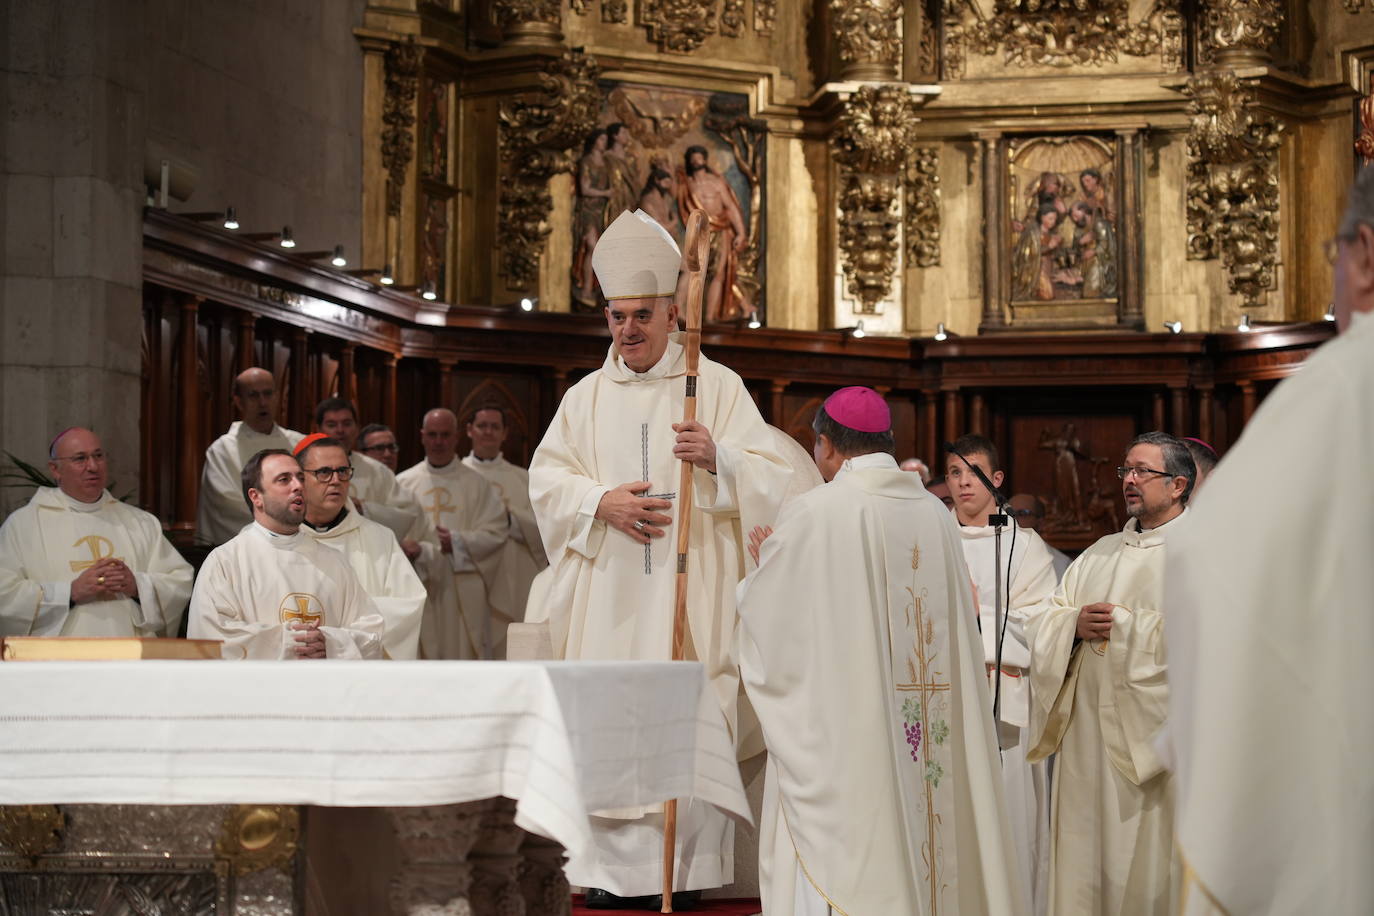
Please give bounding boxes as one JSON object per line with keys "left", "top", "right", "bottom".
{"left": 290, "top": 622, "right": 327, "bottom": 659}
{"left": 1076, "top": 602, "right": 1116, "bottom": 641}
{"left": 597, "top": 422, "right": 717, "bottom": 544}
{"left": 71, "top": 557, "right": 137, "bottom": 604}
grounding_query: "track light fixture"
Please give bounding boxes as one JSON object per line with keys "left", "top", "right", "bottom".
{"left": 1163, "top": 320, "right": 1182, "bottom": 334}
{"left": 1237, "top": 314, "right": 1251, "bottom": 332}
{"left": 519, "top": 297, "right": 536, "bottom": 312}
{"left": 279, "top": 226, "right": 295, "bottom": 249}
{"left": 380, "top": 264, "right": 394, "bottom": 286}
{"left": 1324, "top": 303, "right": 1337, "bottom": 322}
{"left": 223, "top": 207, "right": 239, "bottom": 230}
{"left": 330, "top": 245, "right": 347, "bottom": 268}
{"left": 422, "top": 282, "right": 438, "bottom": 301}
{"left": 934, "top": 322, "right": 948, "bottom": 341}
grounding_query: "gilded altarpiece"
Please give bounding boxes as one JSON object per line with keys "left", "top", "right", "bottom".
{"left": 570, "top": 82, "right": 765, "bottom": 323}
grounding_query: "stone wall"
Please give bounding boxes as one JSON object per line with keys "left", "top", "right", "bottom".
{"left": 2, "top": 0, "right": 368, "bottom": 517}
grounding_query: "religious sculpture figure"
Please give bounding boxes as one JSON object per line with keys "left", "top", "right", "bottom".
{"left": 573, "top": 129, "right": 613, "bottom": 308}
{"left": 1070, "top": 201, "right": 1118, "bottom": 299}
{"left": 674, "top": 145, "right": 752, "bottom": 322}
{"left": 1039, "top": 423, "right": 1090, "bottom": 531}
{"left": 637, "top": 165, "right": 684, "bottom": 244}
{"left": 1013, "top": 206, "right": 1064, "bottom": 301}
{"left": 604, "top": 123, "right": 643, "bottom": 222}
{"left": 1078, "top": 167, "right": 1116, "bottom": 223}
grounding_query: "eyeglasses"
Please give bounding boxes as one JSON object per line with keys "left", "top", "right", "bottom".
{"left": 1116, "top": 465, "right": 1173, "bottom": 481}
{"left": 305, "top": 465, "right": 354, "bottom": 482}
{"left": 359, "top": 443, "right": 399, "bottom": 454}
{"left": 52, "top": 451, "right": 107, "bottom": 467}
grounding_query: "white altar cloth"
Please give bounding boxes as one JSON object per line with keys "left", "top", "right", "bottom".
{"left": 0, "top": 660, "right": 749, "bottom": 860}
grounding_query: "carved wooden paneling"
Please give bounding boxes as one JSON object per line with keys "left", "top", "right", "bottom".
{"left": 140, "top": 211, "right": 1334, "bottom": 545}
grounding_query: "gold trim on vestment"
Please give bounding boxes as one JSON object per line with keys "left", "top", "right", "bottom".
{"left": 781, "top": 803, "right": 850, "bottom": 916}
{"left": 1177, "top": 844, "right": 1232, "bottom": 915}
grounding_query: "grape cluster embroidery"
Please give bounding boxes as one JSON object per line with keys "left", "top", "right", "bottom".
{"left": 900, "top": 697, "right": 923, "bottom": 761}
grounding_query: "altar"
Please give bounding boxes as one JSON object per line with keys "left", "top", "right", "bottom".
{"left": 0, "top": 659, "right": 749, "bottom": 914}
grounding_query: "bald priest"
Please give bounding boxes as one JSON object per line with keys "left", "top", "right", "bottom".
{"left": 0, "top": 427, "right": 193, "bottom": 637}
{"left": 188, "top": 449, "right": 386, "bottom": 659}
{"left": 528, "top": 209, "right": 793, "bottom": 906}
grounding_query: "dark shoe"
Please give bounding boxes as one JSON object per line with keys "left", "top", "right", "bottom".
{"left": 584, "top": 888, "right": 660, "bottom": 910}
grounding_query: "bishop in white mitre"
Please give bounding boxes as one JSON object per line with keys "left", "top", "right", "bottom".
{"left": 188, "top": 449, "right": 385, "bottom": 659}
{"left": 197, "top": 367, "right": 305, "bottom": 546}
{"left": 946, "top": 434, "right": 1057, "bottom": 916}
{"left": 296, "top": 435, "right": 425, "bottom": 660}
{"left": 737, "top": 388, "right": 1025, "bottom": 916}
{"left": 461, "top": 405, "right": 548, "bottom": 637}
{"left": 1165, "top": 172, "right": 1374, "bottom": 916}
{"left": 528, "top": 210, "right": 792, "bottom": 902}
{"left": 1026, "top": 432, "right": 1195, "bottom": 915}
{"left": 0, "top": 428, "right": 193, "bottom": 637}
{"left": 397, "top": 408, "right": 509, "bottom": 659}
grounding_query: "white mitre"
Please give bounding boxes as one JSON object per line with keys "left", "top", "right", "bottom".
{"left": 592, "top": 209, "right": 682, "bottom": 299}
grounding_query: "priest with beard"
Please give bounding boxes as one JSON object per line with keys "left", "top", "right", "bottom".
{"left": 396, "top": 408, "right": 508, "bottom": 659}
{"left": 0, "top": 427, "right": 193, "bottom": 637}
{"left": 736, "top": 388, "right": 1025, "bottom": 916}
{"left": 1025, "top": 432, "right": 1194, "bottom": 915}
{"left": 188, "top": 449, "right": 385, "bottom": 660}
{"left": 295, "top": 434, "right": 425, "bottom": 660}
{"left": 946, "top": 433, "right": 1057, "bottom": 916}
{"left": 527, "top": 209, "right": 791, "bottom": 909}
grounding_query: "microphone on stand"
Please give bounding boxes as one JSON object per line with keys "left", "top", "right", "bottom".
{"left": 943, "top": 441, "right": 1015, "bottom": 749}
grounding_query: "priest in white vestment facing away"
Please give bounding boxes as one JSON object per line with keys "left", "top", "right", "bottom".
{"left": 737, "top": 388, "right": 1025, "bottom": 916}
{"left": 0, "top": 427, "right": 193, "bottom": 637}
{"left": 397, "top": 408, "right": 509, "bottom": 659}
{"left": 295, "top": 435, "right": 425, "bottom": 660}
{"left": 1165, "top": 167, "right": 1374, "bottom": 916}
{"left": 188, "top": 448, "right": 385, "bottom": 660}
{"left": 527, "top": 210, "right": 792, "bottom": 909}
{"left": 196, "top": 367, "right": 305, "bottom": 546}
{"left": 1026, "top": 431, "right": 1195, "bottom": 915}
{"left": 460, "top": 404, "right": 548, "bottom": 638}
{"left": 946, "top": 433, "right": 1057, "bottom": 916}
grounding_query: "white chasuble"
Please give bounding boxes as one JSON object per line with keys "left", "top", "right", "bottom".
{"left": 462, "top": 453, "right": 548, "bottom": 632}
{"left": 1166, "top": 312, "right": 1374, "bottom": 916}
{"left": 187, "top": 523, "right": 385, "bottom": 659}
{"left": 1026, "top": 514, "right": 1185, "bottom": 916}
{"left": 0, "top": 488, "right": 193, "bottom": 638}
{"left": 527, "top": 335, "right": 792, "bottom": 896}
{"left": 396, "top": 459, "right": 508, "bottom": 659}
{"left": 196, "top": 421, "right": 304, "bottom": 546}
{"left": 737, "top": 454, "right": 1025, "bottom": 916}
{"left": 958, "top": 522, "right": 1057, "bottom": 916}
{"left": 349, "top": 450, "right": 424, "bottom": 543}
{"left": 303, "top": 509, "right": 426, "bottom": 660}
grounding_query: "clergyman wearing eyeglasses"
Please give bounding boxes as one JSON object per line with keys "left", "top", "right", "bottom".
{"left": 187, "top": 447, "right": 386, "bottom": 660}
{"left": 294, "top": 435, "right": 424, "bottom": 659}
{"left": 0, "top": 427, "right": 195, "bottom": 639}
{"left": 1021, "top": 431, "right": 1196, "bottom": 915}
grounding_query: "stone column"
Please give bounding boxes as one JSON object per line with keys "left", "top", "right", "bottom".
{"left": 1117, "top": 129, "right": 1145, "bottom": 330}
{"left": 140, "top": 293, "right": 162, "bottom": 510}
{"left": 387, "top": 803, "right": 483, "bottom": 915}
{"left": 469, "top": 797, "right": 526, "bottom": 915}
{"left": 1, "top": 0, "right": 148, "bottom": 516}
{"left": 517, "top": 831, "right": 569, "bottom": 915}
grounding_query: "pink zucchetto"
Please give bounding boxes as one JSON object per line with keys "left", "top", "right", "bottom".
{"left": 823, "top": 386, "right": 891, "bottom": 433}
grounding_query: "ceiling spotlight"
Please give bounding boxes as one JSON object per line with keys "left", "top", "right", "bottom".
{"left": 222, "top": 207, "right": 239, "bottom": 230}
{"left": 380, "top": 264, "right": 394, "bottom": 286}
{"left": 422, "top": 282, "right": 438, "bottom": 301}
{"left": 1237, "top": 313, "right": 1252, "bottom": 332}
{"left": 852, "top": 320, "right": 866, "bottom": 339}
{"left": 278, "top": 226, "right": 295, "bottom": 249}
{"left": 1324, "top": 303, "right": 1337, "bottom": 322}
{"left": 747, "top": 315, "right": 761, "bottom": 329}
{"left": 934, "top": 322, "right": 948, "bottom": 341}
{"left": 1163, "top": 320, "right": 1182, "bottom": 334}
{"left": 330, "top": 245, "right": 347, "bottom": 268}
{"left": 519, "top": 297, "right": 536, "bottom": 312}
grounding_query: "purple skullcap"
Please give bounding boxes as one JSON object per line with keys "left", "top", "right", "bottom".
{"left": 823, "top": 386, "right": 891, "bottom": 433}
{"left": 1182, "top": 436, "right": 1218, "bottom": 457}
{"left": 48, "top": 427, "right": 79, "bottom": 459}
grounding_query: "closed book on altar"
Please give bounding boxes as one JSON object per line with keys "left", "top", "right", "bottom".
{"left": 0, "top": 637, "right": 223, "bottom": 661}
